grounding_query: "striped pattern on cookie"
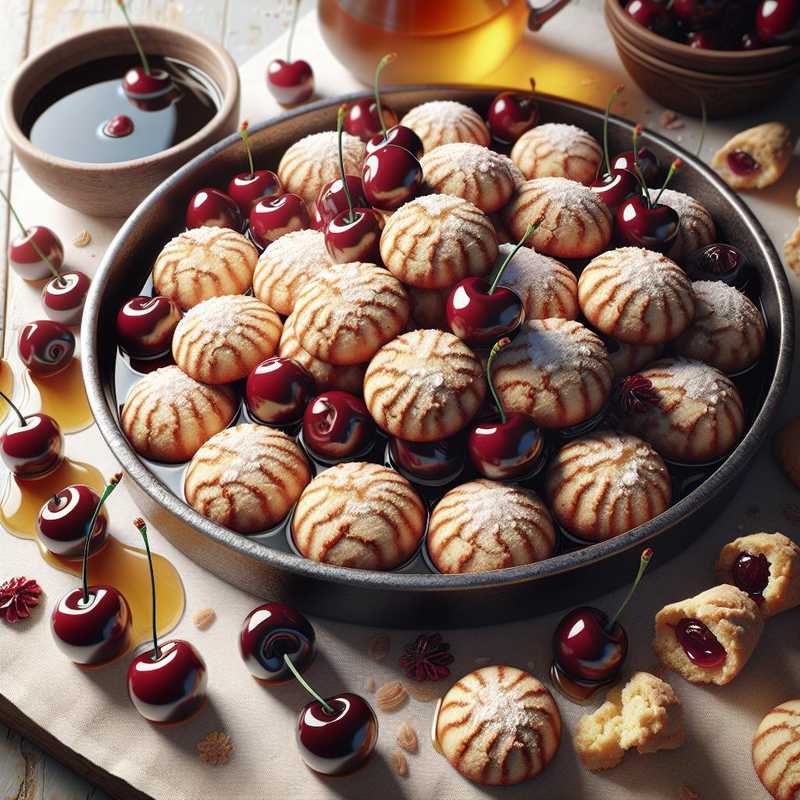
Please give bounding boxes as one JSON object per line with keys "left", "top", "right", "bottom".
{"left": 648, "top": 188, "right": 716, "bottom": 264}
{"left": 184, "top": 423, "right": 311, "bottom": 534}
{"left": 253, "top": 229, "right": 333, "bottom": 315}
{"left": 364, "top": 329, "right": 486, "bottom": 442}
{"left": 491, "top": 319, "right": 613, "bottom": 429}
{"left": 511, "top": 123, "right": 603, "bottom": 185}
{"left": 436, "top": 665, "right": 562, "bottom": 786}
{"left": 502, "top": 177, "right": 612, "bottom": 259}
{"left": 121, "top": 366, "right": 237, "bottom": 464}
{"left": 427, "top": 480, "right": 556, "bottom": 573}
{"left": 152, "top": 226, "right": 258, "bottom": 311}
{"left": 292, "top": 262, "right": 409, "bottom": 365}
{"left": 578, "top": 247, "right": 695, "bottom": 345}
{"left": 172, "top": 295, "right": 282, "bottom": 384}
{"left": 291, "top": 462, "right": 426, "bottom": 570}
{"left": 753, "top": 699, "right": 800, "bottom": 800}
{"left": 380, "top": 194, "right": 498, "bottom": 289}
{"left": 400, "top": 100, "right": 490, "bottom": 152}
{"left": 545, "top": 430, "right": 671, "bottom": 541}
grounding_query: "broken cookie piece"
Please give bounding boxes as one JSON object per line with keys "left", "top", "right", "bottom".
{"left": 711, "top": 123, "right": 793, "bottom": 191}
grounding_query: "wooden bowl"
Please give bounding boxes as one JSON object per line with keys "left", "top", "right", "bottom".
{"left": 2, "top": 23, "right": 240, "bottom": 217}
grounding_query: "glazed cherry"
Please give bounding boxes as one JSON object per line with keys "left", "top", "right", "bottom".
{"left": 185, "top": 188, "right": 242, "bottom": 231}
{"left": 102, "top": 114, "right": 135, "bottom": 138}
{"left": 739, "top": 30, "right": 763, "bottom": 49}
{"left": 344, "top": 98, "right": 399, "bottom": 143}
{"left": 674, "top": 618, "right": 726, "bottom": 668}
{"left": 249, "top": 193, "right": 310, "bottom": 248}
{"left": 362, "top": 144, "right": 422, "bottom": 212}
{"left": 756, "top": 0, "right": 799, "bottom": 41}
{"left": 266, "top": 0, "right": 313, "bottom": 107}
{"left": 685, "top": 243, "right": 747, "bottom": 286}
{"left": 37, "top": 484, "right": 108, "bottom": 558}
{"left": 671, "top": 0, "right": 726, "bottom": 29}
{"left": 366, "top": 125, "right": 425, "bottom": 159}
{"left": 325, "top": 208, "right": 384, "bottom": 263}
{"left": 624, "top": 0, "right": 675, "bottom": 35}
{"left": 316, "top": 176, "right": 369, "bottom": 228}
{"left": 18, "top": 320, "right": 75, "bottom": 377}
{"left": 687, "top": 29, "right": 719, "bottom": 48}
{"left": 0, "top": 392, "right": 63, "bottom": 480}
{"left": 116, "top": 296, "right": 182, "bottom": 359}
{"left": 726, "top": 149, "right": 760, "bottom": 176}
{"left": 612, "top": 148, "right": 661, "bottom": 186}
{"left": 389, "top": 435, "right": 465, "bottom": 484}
{"left": 487, "top": 82, "right": 539, "bottom": 145}
{"left": 227, "top": 121, "right": 282, "bottom": 216}
{"left": 239, "top": 602, "right": 316, "bottom": 683}
{"left": 732, "top": 552, "right": 770, "bottom": 600}
{"left": 7, "top": 223, "right": 64, "bottom": 282}
{"left": 616, "top": 194, "right": 679, "bottom": 252}
{"left": 245, "top": 356, "right": 316, "bottom": 426}
{"left": 302, "top": 391, "right": 375, "bottom": 462}
{"left": 42, "top": 271, "right": 91, "bottom": 326}
{"left": 590, "top": 169, "right": 640, "bottom": 212}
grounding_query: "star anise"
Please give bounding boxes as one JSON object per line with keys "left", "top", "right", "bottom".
{"left": 0, "top": 577, "right": 42, "bottom": 624}
{"left": 399, "top": 633, "right": 454, "bottom": 682}
{"left": 616, "top": 374, "right": 659, "bottom": 414}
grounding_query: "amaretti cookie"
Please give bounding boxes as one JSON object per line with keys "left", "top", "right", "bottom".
{"left": 673, "top": 280, "right": 765, "bottom": 373}
{"left": 753, "top": 699, "right": 800, "bottom": 800}
{"left": 511, "top": 123, "right": 602, "bottom": 185}
{"left": 712, "top": 122, "right": 794, "bottom": 191}
{"left": 503, "top": 177, "right": 613, "bottom": 259}
{"left": 400, "top": 100, "right": 490, "bottom": 152}
{"left": 172, "top": 295, "right": 282, "bottom": 384}
{"left": 380, "top": 194, "right": 497, "bottom": 289}
{"left": 184, "top": 424, "right": 311, "bottom": 534}
{"left": 427, "top": 480, "right": 556, "bottom": 573}
{"left": 490, "top": 318, "right": 613, "bottom": 429}
{"left": 716, "top": 532, "right": 800, "bottom": 618}
{"left": 291, "top": 462, "right": 426, "bottom": 570}
{"left": 121, "top": 366, "right": 237, "bottom": 464}
{"left": 291, "top": 262, "right": 409, "bottom": 365}
{"left": 648, "top": 188, "right": 716, "bottom": 264}
{"left": 578, "top": 248, "right": 695, "bottom": 344}
{"left": 545, "top": 431, "right": 671, "bottom": 541}
{"left": 152, "top": 227, "right": 258, "bottom": 311}
{"left": 652, "top": 584, "right": 764, "bottom": 685}
{"left": 364, "top": 329, "right": 485, "bottom": 442}
{"left": 277, "top": 130, "right": 366, "bottom": 206}
{"left": 435, "top": 665, "right": 561, "bottom": 785}
{"left": 620, "top": 358, "right": 745, "bottom": 464}
{"left": 252, "top": 229, "right": 333, "bottom": 315}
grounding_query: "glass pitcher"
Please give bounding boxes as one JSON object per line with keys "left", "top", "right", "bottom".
{"left": 317, "top": 0, "right": 572, "bottom": 85}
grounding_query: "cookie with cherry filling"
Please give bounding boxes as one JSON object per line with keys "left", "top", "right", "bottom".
{"left": 712, "top": 122, "right": 793, "bottom": 191}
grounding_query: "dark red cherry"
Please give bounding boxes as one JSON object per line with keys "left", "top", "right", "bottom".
{"left": 487, "top": 89, "right": 540, "bottom": 145}
{"left": 685, "top": 243, "right": 746, "bottom": 286}
{"left": 726, "top": 149, "right": 760, "bottom": 176}
{"left": 325, "top": 208, "right": 384, "bottom": 263}
{"left": 36, "top": 484, "right": 108, "bottom": 558}
{"left": 624, "top": 0, "right": 676, "bottom": 34}
{"left": 687, "top": 29, "right": 719, "bottom": 47}
{"left": 296, "top": 692, "right": 378, "bottom": 776}
{"left": 316, "top": 176, "right": 370, "bottom": 228}
{"left": 616, "top": 195, "right": 679, "bottom": 252}
{"left": 732, "top": 552, "right": 770, "bottom": 600}
{"left": 0, "top": 408, "right": 63, "bottom": 480}
{"left": 122, "top": 67, "right": 173, "bottom": 102}
{"left": 365, "top": 125, "right": 424, "bottom": 159}
{"left": 674, "top": 618, "right": 726, "bottom": 668}
{"left": 302, "top": 391, "right": 375, "bottom": 462}
{"left": 739, "top": 30, "right": 763, "bottom": 48}
{"left": 185, "top": 188, "right": 242, "bottom": 231}
{"left": 362, "top": 144, "right": 422, "bottom": 211}
{"left": 102, "top": 114, "right": 135, "bottom": 138}
{"left": 42, "top": 271, "right": 91, "bottom": 326}
{"left": 446, "top": 277, "right": 524, "bottom": 345}
{"left": 389, "top": 435, "right": 465, "bottom": 484}
{"left": 468, "top": 413, "right": 544, "bottom": 480}
{"left": 18, "top": 320, "right": 75, "bottom": 377}
{"left": 227, "top": 170, "right": 282, "bottom": 217}
{"left": 553, "top": 606, "right": 628, "bottom": 683}
{"left": 589, "top": 169, "right": 640, "bottom": 212}
{"left": 344, "top": 98, "right": 398, "bottom": 142}
{"left": 267, "top": 59, "right": 314, "bottom": 107}
{"left": 671, "top": 0, "right": 726, "bottom": 28}
{"left": 756, "top": 0, "right": 799, "bottom": 40}
{"left": 249, "top": 193, "right": 310, "bottom": 248}
{"left": 612, "top": 148, "right": 660, "bottom": 185}
{"left": 51, "top": 586, "right": 132, "bottom": 665}
{"left": 239, "top": 602, "right": 316, "bottom": 683}
{"left": 127, "top": 639, "right": 207, "bottom": 724}
{"left": 9, "top": 224, "right": 64, "bottom": 281}
{"left": 116, "top": 296, "right": 182, "bottom": 359}
{"left": 245, "top": 356, "right": 316, "bottom": 426}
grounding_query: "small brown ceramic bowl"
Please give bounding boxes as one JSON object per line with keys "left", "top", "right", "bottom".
{"left": 2, "top": 23, "right": 240, "bottom": 217}
{"left": 605, "top": 0, "right": 800, "bottom": 117}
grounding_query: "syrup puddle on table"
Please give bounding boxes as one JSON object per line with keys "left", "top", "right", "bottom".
{"left": 549, "top": 662, "right": 615, "bottom": 705}
{"left": 0, "top": 360, "right": 14, "bottom": 424}
{"left": 26, "top": 358, "right": 94, "bottom": 433}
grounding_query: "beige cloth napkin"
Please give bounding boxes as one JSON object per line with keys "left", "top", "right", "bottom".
{"left": 2, "top": 4, "right": 800, "bottom": 799}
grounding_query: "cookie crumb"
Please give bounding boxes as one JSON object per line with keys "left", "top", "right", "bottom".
{"left": 404, "top": 681, "right": 441, "bottom": 703}
{"left": 192, "top": 607, "right": 216, "bottom": 630}
{"left": 678, "top": 786, "right": 698, "bottom": 800}
{"left": 366, "top": 676, "right": 376, "bottom": 692}
{"left": 368, "top": 634, "right": 390, "bottom": 662}
{"left": 376, "top": 681, "right": 408, "bottom": 712}
{"left": 389, "top": 749, "right": 408, "bottom": 777}
{"left": 396, "top": 721, "right": 418, "bottom": 753}
{"left": 660, "top": 110, "right": 684, "bottom": 130}
{"left": 73, "top": 229, "right": 92, "bottom": 247}
{"left": 197, "top": 731, "right": 232, "bottom": 766}
{"left": 784, "top": 219, "right": 800, "bottom": 274}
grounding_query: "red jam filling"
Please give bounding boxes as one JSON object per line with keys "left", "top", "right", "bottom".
{"left": 675, "top": 618, "right": 726, "bottom": 669}
{"left": 731, "top": 552, "right": 770, "bottom": 601}
{"left": 726, "top": 149, "right": 760, "bottom": 176}
{"left": 103, "top": 114, "right": 135, "bottom": 138}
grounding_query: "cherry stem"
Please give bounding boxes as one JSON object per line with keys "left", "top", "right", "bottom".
{"left": 286, "top": 0, "right": 300, "bottom": 64}
{"left": 605, "top": 547, "right": 653, "bottom": 632}
{"left": 134, "top": 517, "right": 161, "bottom": 660}
{"left": 695, "top": 93, "right": 707, "bottom": 158}
{"left": 602, "top": 85, "right": 624, "bottom": 177}
{"left": 116, "top": 0, "right": 151, "bottom": 75}
{"left": 652, "top": 159, "right": 682, "bottom": 207}
{"left": 283, "top": 653, "right": 334, "bottom": 714}
{"left": 80, "top": 473, "right": 122, "bottom": 604}
{"left": 239, "top": 121, "right": 255, "bottom": 178}
{"left": 335, "top": 105, "right": 355, "bottom": 224}
{"left": 631, "top": 124, "right": 649, "bottom": 204}
{"left": 488, "top": 222, "right": 537, "bottom": 295}
{"left": 486, "top": 337, "right": 512, "bottom": 425}
{"left": 373, "top": 53, "right": 396, "bottom": 138}
{"left": 0, "top": 390, "right": 26, "bottom": 427}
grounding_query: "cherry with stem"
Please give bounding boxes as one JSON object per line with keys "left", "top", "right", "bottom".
{"left": 284, "top": 652, "right": 334, "bottom": 714}
{"left": 336, "top": 105, "right": 356, "bottom": 225}
{"left": 605, "top": 546, "right": 653, "bottom": 633}
{"left": 80, "top": 474, "right": 123, "bottom": 605}
{"left": 240, "top": 120, "right": 255, "bottom": 179}
{"left": 488, "top": 221, "right": 537, "bottom": 294}
{"left": 373, "top": 52, "right": 396, "bottom": 140}
{"left": 116, "top": 0, "right": 151, "bottom": 77}
{"left": 600, "top": 85, "right": 624, "bottom": 179}
{"left": 134, "top": 516, "right": 160, "bottom": 659}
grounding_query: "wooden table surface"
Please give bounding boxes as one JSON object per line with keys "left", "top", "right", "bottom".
{"left": 0, "top": 3, "right": 307, "bottom": 796}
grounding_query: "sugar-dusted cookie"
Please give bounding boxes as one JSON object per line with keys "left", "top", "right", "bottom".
{"left": 503, "top": 177, "right": 612, "bottom": 259}
{"left": 292, "top": 262, "right": 409, "bottom": 365}
{"left": 252, "top": 229, "right": 333, "bottom": 316}
{"left": 419, "top": 143, "right": 523, "bottom": 213}
{"left": 712, "top": 122, "right": 794, "bottom": 191}
{"left": 172, "top": 295, "right": 282, "bottom": 384}
{"left": 511, "top": 123, "right": 602, "bottom": 185}
{"left": 380, "top": 194, "right": 497, "bottom": 289}
{"left": 407, "top": 286, "right": 450, "bottom": 330}
{"left": 152, "top": 227, "right": 258, "bottom": 311}
{"left": 121, "top": 366, "right": 237, "bottom": 464}
{"left": 620, "top": 358, "right": 745, "bottom": 464}
{"left": 716, "top": 532, "right": 800, "bottom": 618}
{"left": 435, "top": 665, "right": 561, "bottom": 785}
{"left": 277, "top": 130, "right": 366, "bottom": 206}
{"left": 652, "top": 584, "right": 763, "bottom": 685}
{"left": 400, "top": 100, "right": 490, "bottom": 152}
{"left": 673, "top": 280, "right": 765, "bottom": 373}
{"left": 427, "top": 480, "right": 556, "bottom": 573}
{"left": 579, "top": 248, "right": 695, "bottom": 345}
{"left": 546, "top": 431, "right": 671, "bottom": 541}
{"left": 184, "top": 424, "right": 311, "bottom": 534}
{"left": 753, "top": 699, "right": 800, "bottom": 800}
{"left": 490, "top": 319, "right": 613, "bottom": 429}
{"left": 648, "top": 188, "right": 716, "bottom": 264}
{"left": 364, "top": 329, "right": 485, "bottom": 442}
{"left": 291, "top": 462, "right": 426, "bottom": 570}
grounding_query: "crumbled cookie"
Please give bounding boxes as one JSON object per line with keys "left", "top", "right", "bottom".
{"left": 397, "top": 721, "right": 419, "bottom": 753}
{"left": 365, "top": 675, "right": 376, "bottom": 693}
{"left": 72, "top": 229, "right": 92, "bottom": 247}
{"left": 784, "top": 220, "right": 800, "bottom": 274}
{"left": 197, "top": 731, "right": 233, "bottom": 765}
{"left": 376, "top": 681, "right": 408, "bottom": 712}
{"left": 404, "top": 681, "right": 441, "bottom": 703}
{"left": 367, "top": 633, "right": 390, "bottom": 662}
{"left": 192, "top": 607, "right": 216, "bottom": 630}
{"left": 774, "top": 417, "right": 800, "bottom": 487}
{"left": 389, "top": 749, "right": 409, "bottom": 777}
{"left": 574, "top": 698, "right": 625, "bottom": 771}
{"left": 711, "top": 122, "right": 794, "bottom": 190}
